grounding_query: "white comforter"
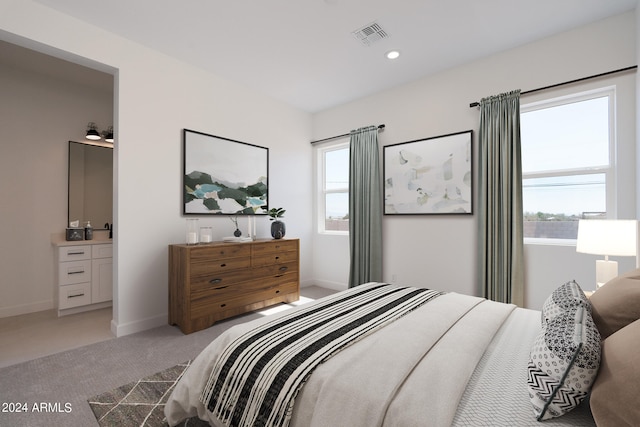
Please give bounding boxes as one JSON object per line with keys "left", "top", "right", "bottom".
{"left": 165, "top": 284, "right": 514, "bottom": 427}
{"left": 165, "top": 283, "right": 596, "bottom": 426}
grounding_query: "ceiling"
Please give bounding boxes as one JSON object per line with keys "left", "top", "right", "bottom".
{"left": 20, "top": 0, "right": 639, "bottom": 112}
{"left": 0, "top": 39, "right": 114, "bottom": 92}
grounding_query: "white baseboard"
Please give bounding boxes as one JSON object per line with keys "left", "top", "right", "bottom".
{"left": 299, "top": 278, "right": 315, "bottom": 288}
{"left": 58, "top": 301, "right": 111, "bottom": 317}
{"left": 307, "top": 279, "right": 348, "bottom": 291}
{"left": 111, "top": 313, "right": 167, "bottom": 337}
{"left": 0, "top": 299, "right": 54, "bottom": 319}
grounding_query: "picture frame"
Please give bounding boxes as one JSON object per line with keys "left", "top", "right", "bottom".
{"left": 383, "top": 130, "right": 473, "bottom": 215}
{"left": 183, "top": 129, "right": 268, "bottom": 215}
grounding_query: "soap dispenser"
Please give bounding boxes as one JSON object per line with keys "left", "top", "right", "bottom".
{"left": 84, "top": 221, "right": 93, "bottom": 240}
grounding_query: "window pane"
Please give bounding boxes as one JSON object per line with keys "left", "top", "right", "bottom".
{"left": 523, "top": 174, "right": 605, "bottom": 239}
{"left": 325, "top": 148, "right": 349, "bottom": 190}
{"left": 521, "top": 97, "right": 609, "bottom": 173}
{"left": 325, "top": 192, "right": 348, "bottom": 231}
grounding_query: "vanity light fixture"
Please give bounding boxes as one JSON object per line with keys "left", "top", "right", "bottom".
{"left": 102, "top": 126, "right": 114, "bottom": 143}
{"left": 85, "top": 122, "right": 101, "bottom": 140}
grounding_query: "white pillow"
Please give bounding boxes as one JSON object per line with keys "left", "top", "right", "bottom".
{"left": 540, "top": 280, "right": 590, "bottom": 325}
{"left": 527, "top": 305, "right": 601, "bottom": 420}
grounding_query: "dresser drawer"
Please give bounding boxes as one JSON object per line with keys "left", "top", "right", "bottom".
{"left": 191, "top": 271, "right": 297, "bottom": 303}
{"left": 58, "top": 245, "right": 91, "bottom": 262}
{"left": 190, "top": 279, "right": 298, "bottom": 320}
{"left": 58, "top": 260, "right": 92, "bottom": 285}
{"left": 260, "top": 270, "right": 299, "bottom": 288}
{"left": 252, "top": 250, "right": 298, "bottom": 267}
{"left": 251, "top": 240, "right": 298, "bottom": 256}
{"left": 190, "top": 256, "right": 251, "bottom": 277}
{"left": 190, "top": 268, "right": 255, "bottom": 293}
{"left": 59, "top": 282, "right": 91, "bottom": 309}
{"left": 252, "top": 261, "right": 298, "bottom": 279}
{"left": 189, "top": 244, "right": 251, "bottom": 261}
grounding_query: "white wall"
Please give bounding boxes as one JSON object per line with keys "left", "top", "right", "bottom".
{"left": 0, "top": 0, "right": 313, "bottom": 335}
{"left": 312, "top": 12, "right": 637, "bottom": 309}
{"left": 1, "top": 1, "right": 637, "bottom": 334}
{"left": 0, "top": 50, "right": 113, "bottom": 317}
{"left": 637, "top": 6, "right": 640, "bottom": 221}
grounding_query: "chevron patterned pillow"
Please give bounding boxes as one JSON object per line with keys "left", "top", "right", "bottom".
{"left": 541, "top": 280, "right": 590, "bottom": 325}
{"left": 527, "top": 304, "right": 601, "bottom": 421}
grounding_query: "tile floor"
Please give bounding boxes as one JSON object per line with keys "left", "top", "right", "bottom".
{"left": 0, "top": 307, "right": 114, "bottom": 368}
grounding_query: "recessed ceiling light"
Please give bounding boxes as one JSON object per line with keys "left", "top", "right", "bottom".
{"left": 386, "top": 50, "right": 400, "bottom": 60}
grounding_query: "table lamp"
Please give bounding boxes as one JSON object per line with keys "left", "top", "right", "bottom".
{"left": 576, "top": 219, "right": 637, "bottom": 288}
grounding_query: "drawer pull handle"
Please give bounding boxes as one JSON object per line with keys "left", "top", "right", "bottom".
{"left": 220, "top": 303, "right": 226, "bottom": 308}
{"left": 279, "top": 266, "right": 288, "bottom": 272}
{"left": 214, "top": 286, "right": 228, "bottom": 290}
{"left": 68, "top": 293, "right": 85, "bottom": 298}
{"left": 68, "top": 251, "right": 85, "bottom": 255}
{"left": 220, "top": 263, "right": 227, "bottom": 267}
{"left": 68, "top": 270, "right": 85, "bottom": 275}
{"left": 275, "top": 290, "right": 280, "bottom": 294}
{"left": 209, "top": 278, "right": 223, "bottom": 285}
{"left": 275, "top": 256, "right": 280, "bottom": 260}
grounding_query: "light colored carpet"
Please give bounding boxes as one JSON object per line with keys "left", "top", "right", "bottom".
{"left": 0, "top": 286, "right": 337, "bottom": 427}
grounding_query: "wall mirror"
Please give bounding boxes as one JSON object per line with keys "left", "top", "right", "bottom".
{"left": 68, "top": 141, "right": 113, "bottom": 229}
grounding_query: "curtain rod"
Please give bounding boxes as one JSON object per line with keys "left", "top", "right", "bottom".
{"left": 310, "top": 124, "right": 386, "bottom": 144}
{"left": 469, "top": 65, "right": 637, "bottom": 108}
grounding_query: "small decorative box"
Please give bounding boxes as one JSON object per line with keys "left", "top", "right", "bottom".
{"left": 66, "top": 228, "right": 84, "bottom": 241}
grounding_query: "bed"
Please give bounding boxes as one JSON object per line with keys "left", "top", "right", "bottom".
{"left": 164, "top": 276, "right": 640, "bottom": 427}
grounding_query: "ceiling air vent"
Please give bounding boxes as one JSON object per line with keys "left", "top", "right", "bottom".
{"left": 352, "top": 21, "right": 389, "bottom": 46}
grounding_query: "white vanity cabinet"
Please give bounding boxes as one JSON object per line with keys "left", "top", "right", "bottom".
{"left": 58, "top": 245, "right": 92, "bottom": 310}
{"left": 56, "top": 242, "right": 112, "bottom": 316}
{"left": 91, "top": 244, "right": 113, "bottom": 304}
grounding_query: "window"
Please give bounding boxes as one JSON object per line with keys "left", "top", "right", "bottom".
{"left": 318, "top": 140, "right": 349, "bottom": 233}
{"left": 521, "top": 88, "right": 614, "bottom": 241}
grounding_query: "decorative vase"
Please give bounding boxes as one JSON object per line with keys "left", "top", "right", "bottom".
{"left": 271, "top": 220, "right": 285, "bottom": 239}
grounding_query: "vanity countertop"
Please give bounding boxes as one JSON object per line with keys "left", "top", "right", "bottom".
{"left": 51, "top": 231, "right": 112, "bottom": 247}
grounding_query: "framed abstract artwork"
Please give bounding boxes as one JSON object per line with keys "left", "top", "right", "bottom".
{"left": 383, "top": 130, "right": 473, "bottom": 215}
{"left": 183, "top": 129, "right": 268, "bottom": 215}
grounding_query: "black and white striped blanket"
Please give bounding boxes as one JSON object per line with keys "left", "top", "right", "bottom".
{"left": 200, "top": 283, "right": 443, "bottom": 427}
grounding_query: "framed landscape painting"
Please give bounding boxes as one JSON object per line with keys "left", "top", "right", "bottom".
{"left": 183, "top": 129, "right": 268, "bottom": 215}
{"left": 383, "top": 130, "right": 473, "bottom": 215}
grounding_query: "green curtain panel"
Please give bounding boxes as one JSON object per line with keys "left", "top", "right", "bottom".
{"left": 478, "top": 90, "right": 524, "bottom": 306}
{"left": 348, "top": 126, "right": 383, "bottom": 288}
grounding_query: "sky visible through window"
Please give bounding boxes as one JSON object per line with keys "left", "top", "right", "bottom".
{"left": 324, "top": 147, "right": 349, "bottom": 219}
{"left": 521, "top": 96, "right": 609, "bottom": 218}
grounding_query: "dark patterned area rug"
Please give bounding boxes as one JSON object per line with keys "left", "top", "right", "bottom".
{"left": 88, "top": 360, "right": 208, "bottom": 426}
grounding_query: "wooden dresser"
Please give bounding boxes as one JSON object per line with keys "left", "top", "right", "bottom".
{"left": 168, "top": 238, "right": 299, "bottom": 334}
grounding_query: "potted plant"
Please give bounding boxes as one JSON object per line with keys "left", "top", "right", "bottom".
{"left": 268, "top": 207, "right": 286, "bottom": 239}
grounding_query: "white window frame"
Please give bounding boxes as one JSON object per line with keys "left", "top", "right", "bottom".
{"left": 316, "top": 138, "right": 349, "bottom": 235}
{"left": 521, "top": 86, "right": 616, "bottom": 245}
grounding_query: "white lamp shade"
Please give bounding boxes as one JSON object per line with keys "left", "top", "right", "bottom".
{"left": 576, "top": 219, "right": 637, "bottom": 256}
